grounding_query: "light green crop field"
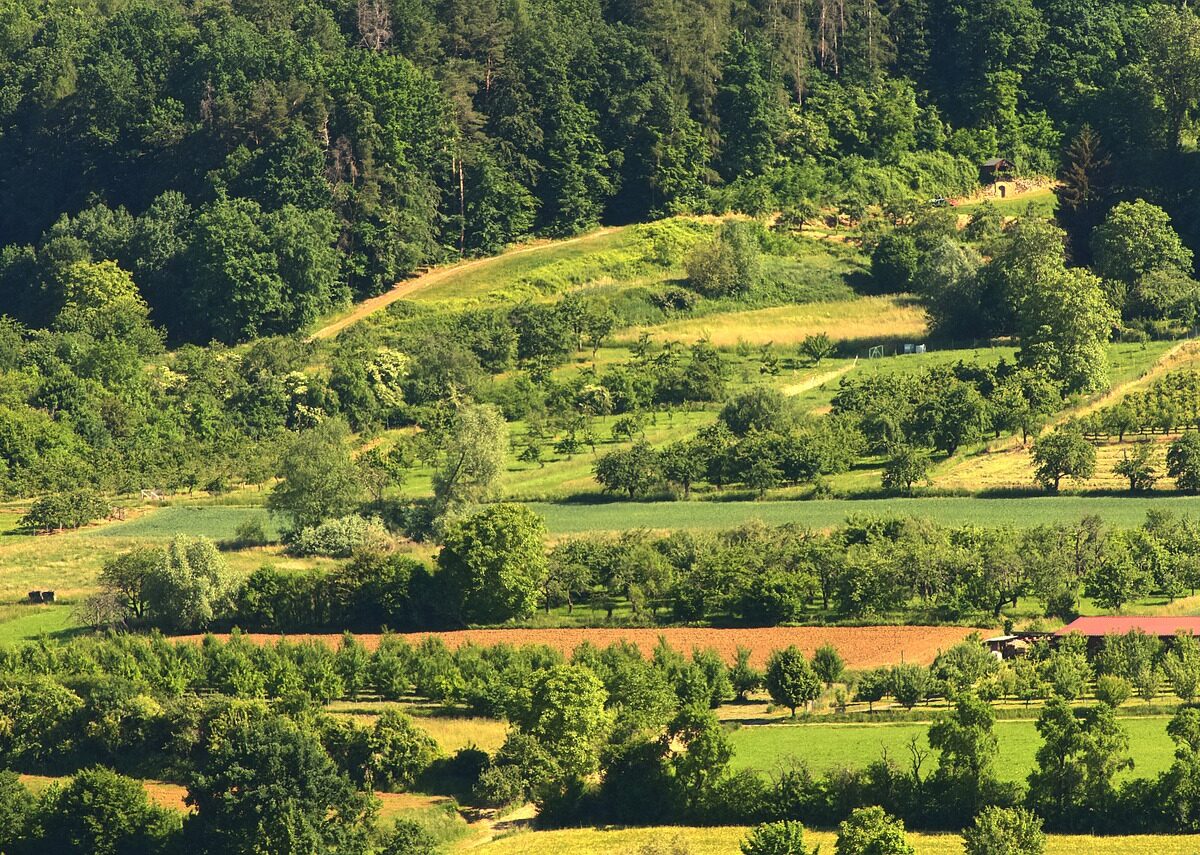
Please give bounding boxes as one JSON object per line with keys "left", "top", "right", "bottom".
{"left": 528, "top": 495, "right": 1200, "bottom": 534}
{"left": 0, "top": 605, "right": 78, "bottom": 643}
{"left": 471, "top": 826, "right": 1200, "bottom": 855}
{"left": 79, "top": 506, "right": 279, "bottom": 542}
{"left": 955, "top": 187, "right": 1058, "bottom": 217}
{"left": 728, "top": 716, "right": 1174, "bottom": 783}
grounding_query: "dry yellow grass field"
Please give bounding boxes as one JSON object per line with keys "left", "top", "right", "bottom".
{"left": 621, "top": 295, "right": 927, "bottom": 347}
{"left": 469, "top": 826, "right": 1200, "bottom": 854}
{"left": 935, "top": 339, "right": 1200, "bottom": 490}
{"left": 412, "top": 715, "right": 508, "bottom": 754}
{"left": 933, "top": 436, "right": 1174, "bottom": 491}
{"left": 325, "top": 701, "right": 510, "bottom": 754}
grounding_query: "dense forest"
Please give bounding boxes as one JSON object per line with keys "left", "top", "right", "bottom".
{"left": 2, "top": 0, "right": 1200, "bottom": 508}
{"left": 2, "top": 0, "right": 1199, "bottom": 344}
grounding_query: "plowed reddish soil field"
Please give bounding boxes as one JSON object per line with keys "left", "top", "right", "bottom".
{"left": 176, "top": 626, "right": 983, "bottom": 668}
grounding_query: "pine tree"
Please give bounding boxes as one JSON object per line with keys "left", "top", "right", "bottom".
{"left": 1056, "top": 125, "right": 1112, "bottom": 264}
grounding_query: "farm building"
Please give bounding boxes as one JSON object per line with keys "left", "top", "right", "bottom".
{"left": 1054, "top": 615, "right": 1200, "bottom": 654}
{"left": 979, "top": 157, "right": 1014, "bottom": 197}
{"left": 984, "top": 632, "right": 1051, "bottom": 660}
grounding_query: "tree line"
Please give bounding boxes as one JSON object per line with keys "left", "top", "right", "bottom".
{"left": 78, "top": 507, "right": 1200, "bottom": 635}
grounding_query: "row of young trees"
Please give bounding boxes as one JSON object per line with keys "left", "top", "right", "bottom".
{"left": 85, "top": 507, "right": 1200, "bottom": 635}
{"left": 9, "top": 629, "right": 1200, "bottom": 847}
{"left": 544, "top": 512, "right": 1200, "bottom": 624}
{"left": 1030, "top": 423, "right": 1200, "bottom": 497}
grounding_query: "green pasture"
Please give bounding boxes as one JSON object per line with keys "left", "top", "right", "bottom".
{"left": 0, "top": 605, "right": 78, "bottom": 643}
{"left": 955, "top": 188, "right": 1058, "bottom": 217}
{"left": 528, "top": 494, "right": 1200, "bottom": 534}
{"left": 729, "top": 715, "right": 1174, "bottom": 783}
{"left": 81, "top": 506, "right": 279, "bottom": 542}
{"left": 408, "top": 219, "right": 708, "bottom": 304}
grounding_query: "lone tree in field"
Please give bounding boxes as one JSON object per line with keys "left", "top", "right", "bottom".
{"left": 515, "top": 664, "right": 612, "bottom": 779}
{"left": 1091, "top": 200, "right": 1193, "bottom": 287}
{"left": 730, "top": 646, "right": 764, "bottom": 700}
{"left": 765, "top": 646, "right": 821, "bottom": 716}
{"left": 855, "top": 668, "right": 889, "bottom": 712}
{"left": 142, "top": 535, "right": 237, "bottom": 631}
{"left": 269, "top": 418, "right": 362, "bottom": 532}
{"left": 834, "top": 806, "right": 914, "bottom": 855}
{"left": 812, "top": 644, "right": 845, "bottom": 688}
{"left": 963, "top": 806, "right": 1045, "bottom": 855}
{"left": 97, "top": 546, "right": 161, "bottom": 622}
{"left": 798, "top": 333, "right": 836, "bottom": 366}
{"left": 685, "top": 220, "right": 762, "bottom": 297}
{"left": 436, "top": 503, "right": 548, "bottom": 624}
{"left": 928, "top": 692, "right": 999, "bottom": 812}
{"left": 594, "top": 440, "right": 661, "bottom": 498}
{"left": 882, "top": 444, "right": 930, "bottom": 493}
{"left": 1031, "top": 424, "right": 1096, "bottom": 491}
{"left": 432, "top": 403, "right": 509, "bottom": 516}
{"left": 1113, "top": 442, "right": 1157, "bottom": 493}
{"left": 890, "top": 663, "right": 932, "bottom": 709}
{"left": 1168, "top": 432, "right": 1200, "bottom": 493}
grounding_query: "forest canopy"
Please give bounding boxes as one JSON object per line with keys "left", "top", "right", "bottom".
{"left": 2, "top": 0, "right": 1199, "bottom": 344}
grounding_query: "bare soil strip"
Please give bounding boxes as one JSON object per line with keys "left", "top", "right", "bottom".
{"left": 176, "top": 626, "right": 982, "bottom": 669}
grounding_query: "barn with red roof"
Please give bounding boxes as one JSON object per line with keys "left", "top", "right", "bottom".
{"left": 1055, "top": 616, "right": 1200, "bottom": 654}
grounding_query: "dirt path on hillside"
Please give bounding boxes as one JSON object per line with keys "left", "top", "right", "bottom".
{"left": 1057, "top": 339, "right": 1200, "bottom": 424}
{"left": 309, "top": 227, "right": 621, "bottom": 341}
{"left": 933, "top": 339, "right": 1200, "bottom": 487}
{"left": 457, "top": 804, "right": 539, "bottom": 850}
{"left": 780, "top": 359, "right": 858, "bottom": 397}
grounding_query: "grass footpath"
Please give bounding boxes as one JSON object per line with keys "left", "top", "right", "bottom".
{"left": 728, "top": 716, "right": 1174, "bottom": 783}
{"left": 528, "top": 495, "right": 1200, "bottom": 534}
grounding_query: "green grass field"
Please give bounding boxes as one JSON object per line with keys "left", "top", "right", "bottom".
{"left": 473, "top": 826, "right": 1200, "bottom": 855}
{"left": 528, "top": 495, "right": 1200, "bottom": 533}
{"left": 728, "top": 716, "right": 1174, "bottom": 783}
{"left": 955, "top": 187, "right": 1058, "bottom": 217}
{"left": 408, "top": 221, "right": 705, "bottom": 304}
{"left": 81, "top": 506, "right": 279, "bottom": 542}
{"left": 0, "top": 605, "right": 79, "bottom": 643}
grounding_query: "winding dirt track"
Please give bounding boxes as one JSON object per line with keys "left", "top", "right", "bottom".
{"left": 308, "top": 227, "right": 620, "bottom": 341}
{"left": 175, "top": 625, "right": 983, "bottom": 668}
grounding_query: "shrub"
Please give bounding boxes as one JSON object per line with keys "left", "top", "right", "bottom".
{"left": 685, "top": 221, "right": 762, "bottom": 297}
{"left": 741, "top": 820, "right": 813, "bottom": 855}
{"left": 963, "top": 806, "right": 1045, "bottom": 855}
{"left": 233, "top": 515, "right": 270, "bottom": 547}
{"left": 835, "top": 806, "right": 914, "bottom": 855}
{"left": 382, "top": 819, "right": 437, "bottom": 855}
{"left": 289, "top": 514, "right": 391, "bottom": 557}
{"left": 1095, "top": 674, "right": 1132, "bottom": 708}
{"left": 367, "top": 711, "right": 440, "bottom": 791}
{"left": 21, "top": 490, "right": 108, "bottom": 532}
{"left": 869, "top": 232, "right": 919, "bottom": 293}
